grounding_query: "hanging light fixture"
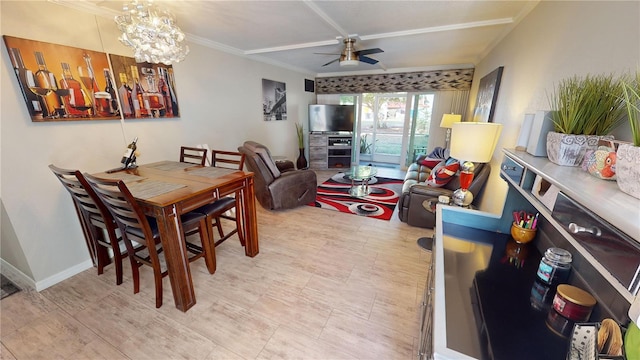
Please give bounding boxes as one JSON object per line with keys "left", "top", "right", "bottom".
{"left": 114, "top": 0, "right": 189, "bottom": 65}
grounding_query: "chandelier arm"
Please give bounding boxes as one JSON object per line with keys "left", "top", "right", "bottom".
{"left": 114, "top": 0, "right": 189, "bottom": 64}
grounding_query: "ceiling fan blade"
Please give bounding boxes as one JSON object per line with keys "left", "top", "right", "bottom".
{"left": 358, "top": 56, "right": 379, "bottom": 65}
{"left": 314, "top": 52, "right": 341, "bottom": 56}
{"left": 356, "top": 48, "right": 384, "bottom": 56}
{"left": 322, "top": 58, "right": 340, "bottom": 66}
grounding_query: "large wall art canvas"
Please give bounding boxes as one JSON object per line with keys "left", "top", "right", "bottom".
{"left": 3, "top": 35, "right": 120, "bottom": 122}
{"left": 472, "top": 66, "right": 504, "bottom": 123}
{"left": 262, "top": 78, "right": 287, "bottom": 121}
{"left": 109, "top": 54, "right": 180, "bottom": 119}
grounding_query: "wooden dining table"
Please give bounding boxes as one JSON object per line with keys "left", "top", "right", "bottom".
{"left": 94, "top": 161, "right": 258, "bottom": 312}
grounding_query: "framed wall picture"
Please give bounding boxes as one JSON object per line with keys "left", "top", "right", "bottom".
{"left": 262, "top": 78, "right": 287, "bottom": 121}
{"left": 3, "top": 35, "right": 120, "bottom": 122}
{"left": 472, "top": 66, "right": 504, "bottom": 123}
{"left": 109, "top": 54, "right": 180, "bottom": 119}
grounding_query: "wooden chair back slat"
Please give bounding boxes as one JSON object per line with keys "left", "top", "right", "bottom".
{"left": 180, "top": 146, "right": 208, "bottom": 166}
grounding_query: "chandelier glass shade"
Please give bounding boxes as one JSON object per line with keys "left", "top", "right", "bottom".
{"left": 114, "top": 0, "right": 189, "bottom": 65}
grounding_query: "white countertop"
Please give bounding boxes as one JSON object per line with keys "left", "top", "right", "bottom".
{"left": 504, "top": 148, "right": 640, "bottom": 243}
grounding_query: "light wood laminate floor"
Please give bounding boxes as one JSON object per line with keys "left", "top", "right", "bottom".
{"left": 1, "top": 170, "right": 432, "bottom": 360}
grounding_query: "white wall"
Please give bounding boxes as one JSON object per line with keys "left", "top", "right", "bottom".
{"left": 0, "top": 1, "right": 315, "bottom": 288}
{"left": 468, "top": 1, "right": 640, "bottom": 215}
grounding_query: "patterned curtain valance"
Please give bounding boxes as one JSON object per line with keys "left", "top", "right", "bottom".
{"left": 315, "top": 68, "right": 474, "bottom": 94}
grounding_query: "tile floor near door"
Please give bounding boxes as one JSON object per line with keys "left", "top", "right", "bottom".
{"left": 1, "top": 169, "right": 432, "bottom": 360}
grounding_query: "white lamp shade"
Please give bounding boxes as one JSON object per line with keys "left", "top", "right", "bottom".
{"left": 340, "top": 59, "right": 359, "bottom": 66}
{"left": 450, "top": 122, "right": 503, "bottom": 163}
{"left": 440, "top": 114, "right": 462, "bottom": 128}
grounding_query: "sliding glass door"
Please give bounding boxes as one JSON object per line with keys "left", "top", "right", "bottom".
{"left": 321, "top": 92, "right": 436, "bottom": 169}
{"left": 406, "top": 93, "right": 435, "bottom": 167}
{"left": 356, "top": 92, "right": 434, "bottom": 169}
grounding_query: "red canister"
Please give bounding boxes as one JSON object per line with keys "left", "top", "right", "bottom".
{"left": 552, "top": 284, "right": 596, "bottom": 322}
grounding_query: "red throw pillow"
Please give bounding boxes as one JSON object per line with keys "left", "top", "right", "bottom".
{"left": 419, "top": 157, "right": 443, "bottom": 169}
{"left": 426, "top": 159, "right": 460, "bottom": 187}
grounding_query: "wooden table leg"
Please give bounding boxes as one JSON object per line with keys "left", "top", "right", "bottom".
{"left": 155, "top": 205, "right": 196, "bottom": 312}
{"left": 242, "top": 176, "right": 259, "bottom": 257}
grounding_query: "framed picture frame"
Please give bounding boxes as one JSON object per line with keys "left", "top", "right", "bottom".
{"left": 3, "top": 35, "right": 120, "bottom": 122}
{"left": 472, "top": 66, "right": 504, "bottom": 123}
{"left": 4, "top": 35, "right": 181, "bottom": 122}
{"left": 109, "top": 54, "right": 180, "bottom": 119}
{"left": 262, "top": 78, "right": 287, "bottom": 121}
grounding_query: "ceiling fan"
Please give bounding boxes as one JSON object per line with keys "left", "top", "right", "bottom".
{"left": 317, "top": 38, "right": 384, "bottom": 67}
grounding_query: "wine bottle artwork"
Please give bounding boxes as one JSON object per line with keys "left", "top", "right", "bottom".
{"left": 4, "top": 35, "right": 125, "bottom": 122}
{"left": 8, "top": 48, "right": 43, "bottom": 118}
{"left": 81, "top": 53, "right": 112, "bottom": 117}
{"left": 33, "top": 51, "right": 64, "bottom": 118}
{"left": 59, "top": 62, "right": 91, "bottom": 117}
{"left": 103, "top": 69, "right": 119, "bottom": 116}
{"left": 157, "top": 67, "right": 173, "bottom": 117}
{"left": 167, "top": 67, "right": 179, "bottom": 116}
{"left": 141, "top": 67, "right": 165, "bottom": 117}
{"left": 118, "top": 73, "right": 134, "bottom": 118}
{"left": 130, "top": 65, "right": 150, "bottom": 118}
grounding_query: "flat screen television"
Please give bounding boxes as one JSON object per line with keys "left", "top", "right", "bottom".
{"left": 309, "top": 104, "right": 355, "bottom": 132}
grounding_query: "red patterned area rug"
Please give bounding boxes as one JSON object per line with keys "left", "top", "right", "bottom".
{"left": 309, "top": 173, "right": 404, "bottom": 221}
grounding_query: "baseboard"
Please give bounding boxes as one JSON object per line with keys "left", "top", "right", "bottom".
{"left": 0, "top": 259, "right": 35, "bottom": 290}
{"left": 0, "top": 258, "right": 94, "bottom": 291}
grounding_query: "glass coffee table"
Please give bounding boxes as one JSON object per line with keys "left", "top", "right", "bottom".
{"left": 346, "top": 166, "right": 377, "bottom": 197}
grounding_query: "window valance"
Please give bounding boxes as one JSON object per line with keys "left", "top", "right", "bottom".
{"left": 315, "top": 68, "right": 474, "bottom": 94}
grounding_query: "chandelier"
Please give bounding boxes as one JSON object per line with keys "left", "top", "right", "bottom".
{"left": 114, "top": 0, "right": 189, "bottom": 65}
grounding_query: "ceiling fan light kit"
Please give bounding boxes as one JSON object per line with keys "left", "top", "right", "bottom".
{"left": 321, "top": 37, "right": 383, "bottom": 67}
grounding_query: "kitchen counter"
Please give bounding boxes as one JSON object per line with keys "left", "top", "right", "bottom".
{"left": 432, "top": 216, "right": 569, "bottom": 359}
{"left": 423, "top": 148, "right": 636, "bottom": 359}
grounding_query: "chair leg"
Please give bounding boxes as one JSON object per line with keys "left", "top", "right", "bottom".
{"left": 234, "top": 201, "right": 245, "bottom": 247}
{"left": 215, "top": 217, "right": 225, "bottom": 238}
{"left": 107, "top": 230, "right": 125, "bottom": 285}
{"left": 113, "top": 249, "right": 125, "bottom": 285}
{"left": 91, "top": 226, "right": 111, "bottom": 275}
{"left": 130, "top": 257, "right": 141, "bottom": 294}
{"left": 154, "top": 266, "right": 163, "bottom": 308}
{"left": 200, "top": 218, "right": 217, "bottom": 274}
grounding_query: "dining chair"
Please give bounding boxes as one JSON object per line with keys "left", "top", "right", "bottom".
{"left": 195, "top": 150, "right": 246, "bottom": 247}
{"left": 83, "top": 173, "right": 216, "bottom": 308}
{"left": 211, "top": 149, "right": 245, "bottom": 170}
{"left": 180, "top": 146, "right": 208, "bottom": 166}
{"left": 49, "top": 164, "right": 128, "bottom": 285}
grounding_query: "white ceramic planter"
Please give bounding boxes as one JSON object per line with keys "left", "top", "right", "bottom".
{"left": 616, "top": 143, "right": 640, "bottom": 199}
{"left": 546, "top": 132, "right": 611, "bottom": 166}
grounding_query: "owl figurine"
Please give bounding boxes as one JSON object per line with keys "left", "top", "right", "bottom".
{"left": 582, "top": 146, "right": 616, "bottom": 180}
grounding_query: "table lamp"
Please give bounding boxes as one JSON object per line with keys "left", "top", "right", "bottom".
{"left": 449, "top": 122, "right": 503, "bottom": 206}
{"left": 440, "top": 113, "right": 462, "bottom": 148}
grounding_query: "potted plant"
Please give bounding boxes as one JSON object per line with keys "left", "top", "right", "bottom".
{"left": 295, "top": 122, "right": 307, "bottom": 169}
{"left": 616, "top": 71, "right": 640, "bottom": 199}
{"left": 546, "top": 74, "right": 627, "bottom": 166}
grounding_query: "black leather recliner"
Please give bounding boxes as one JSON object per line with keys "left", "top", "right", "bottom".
{"left": 238, "top": 141, "right": 317, "bottom": 210}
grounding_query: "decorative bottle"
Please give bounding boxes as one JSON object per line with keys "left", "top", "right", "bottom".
{"left": 9, "top": 47, "right": 43, "bottom": 117}
{"left": 59, "top": 62, "right": 90, "bottom": 117}
{"left": 121, "top": 137, "right": 138, "bottom": 168}
{"left": 34, "top": 51, "right": 63, "bottom": 118}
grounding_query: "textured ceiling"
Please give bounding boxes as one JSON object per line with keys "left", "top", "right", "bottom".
{"left": 74, "top": 0, "right": 539, "bottom": 75}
